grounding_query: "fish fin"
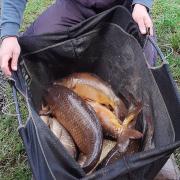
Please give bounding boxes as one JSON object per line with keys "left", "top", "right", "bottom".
{"left": 39, "top": 104, "right": 52, "bottom": 116}
{"left": 129, "top": 101, "right": 142, "bottom": 115}
{"left": 125, "top": 128, "right": 143, "bottom": 139}
{"left": 117, "top": 128, "right": 143, "bottom": 145}
{"left": 116, "top": 131, "right": 135, "bottom": 153}
{"left": 123, "top": 102, "right": 142, "bottom": 127}
{"left": 39, "top": 109, "right": 52, "bottom": 116}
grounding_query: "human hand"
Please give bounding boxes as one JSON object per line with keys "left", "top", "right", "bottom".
{"left": 132, "top": 4, "right": 153, "bottom": 36}
{"left": 0, "top": 37, "right": 20, "bottom": 77}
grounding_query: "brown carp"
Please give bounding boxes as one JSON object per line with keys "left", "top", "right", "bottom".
{"left": 86, "top": 101, "right": 143, "bottom": 141}
{"left": 39, "top": 115, "right": 77, "bottom": 159}
{"left": 49, "top": 117, "right": 77, "bottom": 159}
{"left": 40, "top": 85, "right": 103, "bottom": 173}
{"left": 53, "top": 72, "right": 127, "bottom": 119}
{"left": 96, "top": 103, "right": 143, "bottom": 168}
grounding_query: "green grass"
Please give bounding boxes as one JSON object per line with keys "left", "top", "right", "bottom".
{"left": 152, "top": 0, "right": 180, "bottom": 86}
{"left": 153, "top": 0, "right": 180, "bottom": 166}
{"left": 0, "top": 0, "right": 179, "bottom": 179}
{"left": 0, "top": 1, "right": 53, "bottom": 179}
{"left": 21, "top": 0, "right": 54, "bottom": 31}
{"left": 0, "top": 84, "right": 31, "bottom": 179}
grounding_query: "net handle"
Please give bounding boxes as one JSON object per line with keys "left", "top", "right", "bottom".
{"left": 143, "top": 28, "right": 168, "bottom": 64}
{"left": 12, "top": 84, "right": 23, "bottom": 126}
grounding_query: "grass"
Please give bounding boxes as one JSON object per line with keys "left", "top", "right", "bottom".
{"left": 0, "top": 84, "right": 31, "bottom": 179}
{"left": 0, "top": 0, "right": 179, "bottom": 179}
{"left": 152, "top": 0, "right": 180, "bottom": 166}
{"left": 152, "top": 0, "right": 180, "bottom": 86}
{"left": 21, "top": 0, "right": 54, "bottom": 32}
{"left": 0, "top": 1, "right": 53, "bottom": 179}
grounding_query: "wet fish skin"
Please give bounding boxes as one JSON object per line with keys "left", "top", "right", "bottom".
{"left": 97, "top": 139, "right": 140, "bottom": 168}
{"left": 49, "top": 117, "right": 77, "bottom": 159}
{"left": 39, "top": 115, "right": 77, "bottom": 159}
{"left": 89, "top": 139, "right": 116, "bottom": 174}
{"left": 53, "top": 72, "right": 127, "bottom": 119}
{"left": 100, "top": 139, "right": 117, "bottom": 162}
{"left": 42, "top": 85, "right": 103, "bottom": 173}
{"left": 97, "top": 103, "right": 143, "bottom": 168}
{"left": 86, "top": 101, "right": 143, "bottom": 140}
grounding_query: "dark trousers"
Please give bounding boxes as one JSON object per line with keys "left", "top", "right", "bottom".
{"left": 24, "top": 0, "right": 156, "bottom": 65}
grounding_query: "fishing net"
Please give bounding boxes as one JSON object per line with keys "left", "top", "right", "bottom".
{"left": 0, "top": 71, "right": 8, "bottom": 114}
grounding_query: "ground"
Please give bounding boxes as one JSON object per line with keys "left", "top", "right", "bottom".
{"left": 0, "top": 0, "right": 179, "bottom": 179}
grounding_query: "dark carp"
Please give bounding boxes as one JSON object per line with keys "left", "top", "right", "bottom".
{"left": 40, "top": 85, "right": 103, "bottom": 173}
{"left": 40, "top": 115, "right": 77, "bottom": 159}
{"left": 49, "top": 117, "right": 77, "bottom": 159}
{"left": 53, "top": 72, "right": 127, "bottom": 119}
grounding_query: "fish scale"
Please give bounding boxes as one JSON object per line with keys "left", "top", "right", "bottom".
{"left": 53, "top": 72, "right": 128, "bottom": 120}
{"left": 43, "top": 85, "right": 103, "bottom": 173}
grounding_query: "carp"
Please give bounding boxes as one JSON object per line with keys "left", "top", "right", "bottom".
{"left": 40, "top": 115, "right": 77, "bottom": 159}
{"left": 86, "top": 101, "right": 143, "bottom": 141}
{"left": 40, "top": 85, "right": 103, "bottom": 173}
{"left": 53, "top": 72, "right": 127, "bottom": 119}
{"left": 49, "top": 117, "right": 77, "bottom": 159}
{"left": 96, "top": 103, "right": 143, "bottom": 168}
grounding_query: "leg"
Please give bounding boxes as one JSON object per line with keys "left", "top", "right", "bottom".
{"left": 23, "top": 0, "right": 96, "bottom": 36}
{"left": 23, "top": 0, "right": 157, "bottom": 66}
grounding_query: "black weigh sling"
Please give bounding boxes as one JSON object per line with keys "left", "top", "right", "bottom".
{"left": 11, "top": 6, "right": 180, "bottom": 180}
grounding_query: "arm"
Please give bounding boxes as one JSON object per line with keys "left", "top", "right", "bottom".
{"left": 1, "top": 0, "right": 27, "bottom": 38}
{"left": 0, "top": 0, "right": 27, "bottom": 76}
{"left": 76, "top": 0, "right": 153, "bottom": 35}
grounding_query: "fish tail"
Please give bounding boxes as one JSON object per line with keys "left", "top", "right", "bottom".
{"left": 123, "top": 102, "right": 142, "bottom": 127}
{"left": 39, "top": 104, "right": 52, "bottom": 116}
{"left": 117, "top": 128, "right": 143, "bottom": 144}
{"left": 39, "top": 109, "right": 52, "bottom": 116}
{"left": 130, "top": 101, "right": 142, "bottom": 116}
